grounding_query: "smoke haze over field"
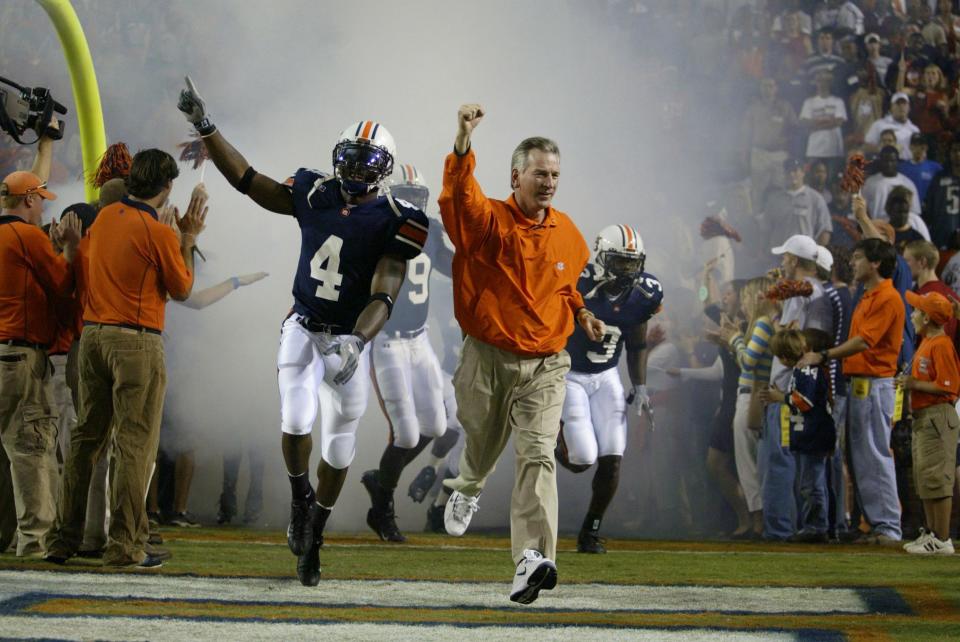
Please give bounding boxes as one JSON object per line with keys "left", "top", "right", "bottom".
{"left": 3, "top": 0, "right": 741, "bottom": 537}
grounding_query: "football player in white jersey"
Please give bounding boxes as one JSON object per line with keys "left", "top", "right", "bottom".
{"left": 361, "top": 164, "right": 454, "bottom": 542}
{"left": 557, "top": 225, "right": 663, "bottom": 553}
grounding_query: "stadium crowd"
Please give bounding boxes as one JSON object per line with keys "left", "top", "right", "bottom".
{"left": 3, "top": 0, "right": 960, "bottom": 575}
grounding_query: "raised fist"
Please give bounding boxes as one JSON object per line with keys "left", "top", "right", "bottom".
{"left": 458, "top": 104, "right": 485, "bottom": 135}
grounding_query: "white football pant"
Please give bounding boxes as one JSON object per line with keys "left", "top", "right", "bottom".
{"left": 560, "top": 368, "right": 627, "bottom": 465}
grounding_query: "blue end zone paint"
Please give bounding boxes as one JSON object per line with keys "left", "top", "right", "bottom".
{"left": 856, "top": 586, "right": 912, "bottom": 615}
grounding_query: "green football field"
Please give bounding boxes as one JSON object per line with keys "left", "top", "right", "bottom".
{"left": 2, "top": 527, "right": 960, "bottom": 640}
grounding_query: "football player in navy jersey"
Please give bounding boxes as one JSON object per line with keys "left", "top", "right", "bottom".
{"left": 361, "top": 163, "right": 454, "bottom": 542}
{"left": 178, "top": 78, "right": 428, "bottom": 586}
{"left": 557, "top": 224, "right": 663, "bottom": 553}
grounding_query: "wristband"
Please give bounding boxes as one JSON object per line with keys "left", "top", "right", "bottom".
{"left": 367, "top": 292, "right": 395, "bottom": 318}
{"left": 231, "top": 276, "right": 240, "bottom": 290}
{"left": 195, "top": 117, "right": 216, "bottom": 137}
{"left": 237, "top": 166, "right": 257, "bottom": 194}
{"left": 819, "top": 349, "right": 831, "bottom": 364}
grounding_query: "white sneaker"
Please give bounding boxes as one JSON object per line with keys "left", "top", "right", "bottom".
{"left": 509, "top": 549, "right": 557, "bottom": 605}
{"left": 907, "top": 535, "right": 954, "bottom": 555}
{"left": 444, "top": 491, "right": 479, "bottom": 537}
{"left": 903, "top": 528, "right": 932, "bottom": 552}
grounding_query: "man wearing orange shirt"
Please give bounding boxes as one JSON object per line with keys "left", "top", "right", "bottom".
{"left": 0, "top": 170, "right": 79, "bottom": 556}
{"left": 899, "top": 291, "right": 960, "bottom": 555}
{"left": 46, "top": 149, "right": 207, "bottom": 568}
{"left": 801, "top": 238, "right": 905, "bottom": 542}
{"left": 438, "top": 104, "right": 604, "bottom": 604}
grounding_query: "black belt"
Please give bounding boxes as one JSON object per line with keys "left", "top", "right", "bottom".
{"left": 84, "top": 322, "right": 161, "bottom": 336}
{"left": 385, "top": 327, "right": 426, "bottom": 339}
{"left": 1, "top": 338, "right": 46, "bottom": 350}
{"left": 296, "top": 316, "right": 351, "bottom": 335}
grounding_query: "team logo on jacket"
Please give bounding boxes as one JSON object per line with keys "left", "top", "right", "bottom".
{"left": 556, "top": 262, "right": 565, "bottom": 271}
{"left": 340, "top": 207, "right": 350, "bottom": 217}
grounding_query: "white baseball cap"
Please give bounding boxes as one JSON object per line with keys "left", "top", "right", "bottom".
{"left": 892, "top": 91, "right": 910, "bottom": 104}
{"left": 816, "top": 245, "right": 834, "bottom": 272}
{"left": 771, "top": 234, "right": 820, "bottom": 261}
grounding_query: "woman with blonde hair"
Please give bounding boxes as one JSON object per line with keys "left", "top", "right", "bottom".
{"left": 718, "top": 275, "right": 781, "bottom": 537}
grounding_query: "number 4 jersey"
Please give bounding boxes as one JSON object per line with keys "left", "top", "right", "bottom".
{"left": 566, "top": 264, "right": 664, "bottom": 374}
{"left": 286, "top": 168, "right": 429, "bottom": 328}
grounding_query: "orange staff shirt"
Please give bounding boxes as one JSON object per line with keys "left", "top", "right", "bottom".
{"left": 0, "top": 214, "right": 72, "bottom": 346}
{"left": 439, "top": 149, "right": 589, "bottom": 357}
{"left": 84, "top": 198, "right": 192, "bottom": 332}
{"left": 911, "top": 333, "right": 960, "bottom": 410}
{"left": 842, "top": 278, "right": 905, "bottom": 378}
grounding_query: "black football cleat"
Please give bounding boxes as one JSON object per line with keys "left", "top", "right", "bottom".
{"left": 577, "top": 528, "right": 607, "bottom": 554}
{"left": 425, "top": 504, "right": 445, "bottom": 533}
{"left": 407, "top": 466, "right": 437, "bottom": 503}
{"left": 287, "top": 490, "right": 316, "bottom": 556}
{"left": 366, "top": 506, "right": 407, "bottom": 543}
{"left": 297, "top": 537, "right": 322, "bottom": 587}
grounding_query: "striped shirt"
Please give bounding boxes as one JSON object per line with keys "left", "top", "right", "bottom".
{"left": 822, "top": 281, "right": 850, "bottom": 396}
{"left": 732, "top": 316, "right": 775, "bottom": 389}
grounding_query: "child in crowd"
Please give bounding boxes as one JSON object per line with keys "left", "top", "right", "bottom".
{"left": 767, "top": 328, "right": 836, "bottom": 543}
{"left": 899, "top": 291, "right": 960, "bottom": 555}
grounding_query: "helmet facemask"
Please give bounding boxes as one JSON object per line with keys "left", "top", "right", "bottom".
{"left": 333, "top": 141, "right": 394, "bottom": 196}
{"left": 598, "top": 250, "right": 645, "bottom": 291}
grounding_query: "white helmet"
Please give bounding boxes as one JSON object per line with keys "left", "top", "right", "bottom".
{"left": 388, "top": 163, "right": 429, "bottom": 211}
{"left": 594, "top": 224, "right": 646, "bottom": 282}
{"left": 332, "top": 120, "right": 396, "bottom": 195}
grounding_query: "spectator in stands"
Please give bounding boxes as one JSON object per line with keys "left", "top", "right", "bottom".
{"left": 800, "top": 70, "right": 848, "bottom": 175}
{"left": 885, "top": 186, "right": 928, "bottom": 249}
{"left": 903, "top": 240, "right": 958, "bottom": 347}
{"left": 848, "top": 67, "right": 886, "bottom": 147}
{"left": 807, "top": 160, "right": 834, "bottom": 206}
{"left": 904, "top": 64, "right": 954, "bottom": 144}
{"left": 743, "top": 77, "right": 797, "bottom": 212}
{"left": 864, "top": 93, "right": 921, "bottom": 159}
{"left": 729, "top": 276, "right": 779, "bottom": 538}
{"left": 800, "top": 236, "right": 904, "bottom": 544}
{"left": 804, "top": 28, "right": 846, "bottom": 84}
{"left": 864, "top": 32, "right": 894, "bottom": 85}
{"left": 762, "top": 234, "right": 834, "bottom": 540}
{"left": 863, "top": 146, "right": 924, "bottom": 223}
{"left": 763, "top": 158, "right": 833, "bottom": 246}
{"left": 899, "top": 290, "right": 960, "bottom": 555}
{"left": 767, "top": 328, "right": 836, "bottom": 543}
{"left": 899, "top": 133, "right": 943, "bottom": 201}
{"left": 837, "top": 1, "right": 866, "bottom": 36}
{"left": 772, "top": 11, "right": 813, "bottom": 78}
{"left": 923, "top": 138, "right": 960, "bottom": 250}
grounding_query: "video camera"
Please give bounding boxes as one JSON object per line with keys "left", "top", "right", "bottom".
{"left": 0, "top": 75, "right": 67, "bottom": 144}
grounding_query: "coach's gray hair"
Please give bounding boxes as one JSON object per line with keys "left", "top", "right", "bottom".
{"left": 510, "top": 137, "right": 560, "bottom": 172}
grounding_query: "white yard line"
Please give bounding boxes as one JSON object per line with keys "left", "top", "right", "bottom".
{"left": 0, "top": 569, "right": 875, "bottom": 614}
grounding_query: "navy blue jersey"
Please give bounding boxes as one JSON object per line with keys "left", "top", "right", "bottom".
{"left": 785, "top": 365, "right": 836, "bottom": 454}
{"left": 286, "top": 169, "right": 428, "bottom": 328}
{"left": 567, "top": 264, "right": 664, "bottom": 374}
{"left": 384, "top": 216, "right": 454, "bottom": 333}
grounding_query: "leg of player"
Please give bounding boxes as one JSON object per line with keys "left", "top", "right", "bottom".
{"left": 411, "top": 427, "right": 458, "bottom": 503}
{"left": 277, "top": 319, "right": 322, "bottom": 560}
{"left": 579, "top": 455, "right": 620, "bottom": 553}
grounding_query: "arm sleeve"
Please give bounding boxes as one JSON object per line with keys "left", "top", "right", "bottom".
{"left": 799, "top": 99, "right": 813, "bottom": 120}
{"left": 864, "top": 120, "right": 881, "bottom": 145}
{"left": 740, "top": 319, "right": 773, "bottom": 372}
{"left": 837, "top": 98, "right": 848, "bottom": 123}
{"left": 26, "top": 228, "right": 72, "bottom": 297}
{"left": 680, "top": 355, "right": 724, "bottom": 382}
{"left": 385, "top": 206, "right": 430, "bottom": 260}
{"left": 153, "top": 226, "right": 193, "bottom": 300}
{"left": 437, "top": 150, "right": 495, "bottom": 253}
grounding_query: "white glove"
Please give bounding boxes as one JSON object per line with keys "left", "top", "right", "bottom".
{"left": 178, "top": 75, "right": 216, "bottom": 134}
{"left": 627, "top": 384, "right": 651, "bottom": 417}
{"left": 323, "top": 334, "right": 365, "bottom": 385}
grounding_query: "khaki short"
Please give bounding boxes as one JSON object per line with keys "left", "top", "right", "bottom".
{"left": 912, "top": 403, "right": 960, "bottom": 500}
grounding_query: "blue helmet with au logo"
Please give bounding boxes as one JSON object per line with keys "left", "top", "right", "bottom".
{"left": 332, "top": 120, "right": 396, "bottom": 196}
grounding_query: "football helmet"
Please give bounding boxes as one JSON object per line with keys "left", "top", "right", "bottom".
{"left": 332, "top": 120, "right": 396, "bottom": 196}
{"left": 388, "top": 163, "right": 429, "bottom": 211}
{"left": 594, "top": 224, "right": 645, "bottom": 287}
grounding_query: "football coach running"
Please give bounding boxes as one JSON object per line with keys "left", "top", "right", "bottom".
{"left": 438, "top": 103, "right": 604, "bottom": 604}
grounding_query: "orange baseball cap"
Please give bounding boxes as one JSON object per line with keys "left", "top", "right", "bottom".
{"left": 906, "top": 290, "right": 954, "bottom": 326}
{"left": 1, "top": 171, "right": 57, "bottom": 200}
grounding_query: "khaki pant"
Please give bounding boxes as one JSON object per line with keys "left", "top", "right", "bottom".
{"left": 49, "top": 325, "right": 165, "bottom": 565}
{"left": 0, "top": 343, "right": 59, "bottom": 556}
{"left": 446, "top": 336, "right": 569, "bottom": 563}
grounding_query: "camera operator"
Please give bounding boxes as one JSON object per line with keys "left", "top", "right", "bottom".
{"left": 0, "top": 120, "right": 80, "bottom": 556}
